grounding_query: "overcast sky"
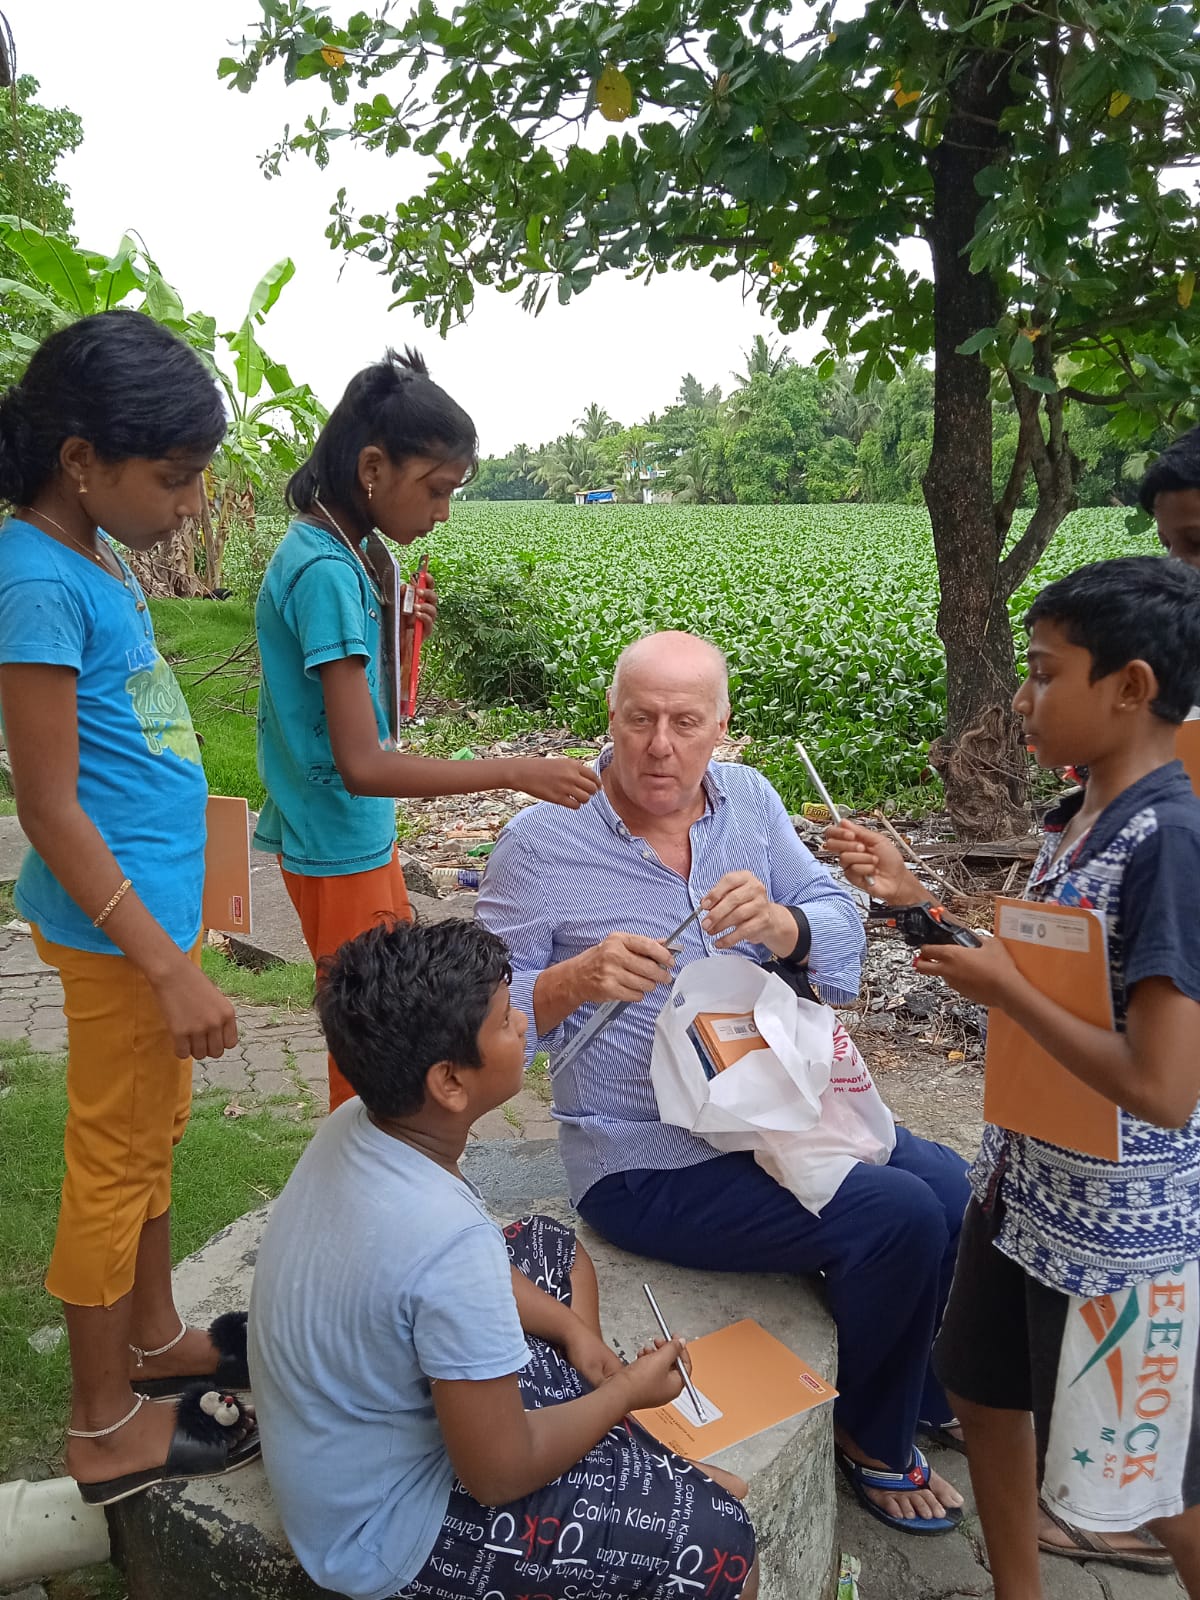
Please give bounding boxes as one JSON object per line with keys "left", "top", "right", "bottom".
{"left": 8, "top": 0, "right": 825, "bottom": 453}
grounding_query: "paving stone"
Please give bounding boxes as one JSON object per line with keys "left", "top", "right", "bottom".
{"left": 1093, "top": 1563, "right": 1183, "bottom": 1598}
{"left": 246, "top": 1069, "right": 292, "bottom": 1099}
{"left": 0, "top": 999, "right": 33, "bottom": 1022}
{"left": 0, "top": 812, "right": 29, "bottom": 883}
{"left": 26, "top": 1026, "right": 67, "bottom": 1053}
{"left": 0, "top": 943, "right": 47, "bottom": 977}
{"left": 469, "top": 1105, "right": 520, "bottom": 1141}
{"left": 242, "top": 1040, "right": 288, "bottom": 1074}
{"left": 293, "top": 1049, "right": 328, "bottom": 1087}
{"left": 201, "top": 1057, "right": 251, "bottom": 1092}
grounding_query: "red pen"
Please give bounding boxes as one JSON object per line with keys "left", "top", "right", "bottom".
{"left": 403, "top": 553, "right": 430, "bottom": 720}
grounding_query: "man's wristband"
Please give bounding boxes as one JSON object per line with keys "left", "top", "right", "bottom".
{"left": 779, "top": 905, "right": 812, "bottom": 967}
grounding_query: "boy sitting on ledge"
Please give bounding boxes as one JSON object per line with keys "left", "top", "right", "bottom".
{"left": 248, "top": 918, "right": 757, "bottom": 1600}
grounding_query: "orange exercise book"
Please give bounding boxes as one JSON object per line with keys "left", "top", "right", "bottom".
{"left": 632, "top": 1319, "right": 838, "bottom": 1458}
{"left": 202, "top": 796, "right": 252, "bottom": 935}
{"left": 692, "top": 1011, "right": 767, "bottom": 1074}
{"left": 1178, "top": 721, "right": 1200, "bottom": 795}
{"left": 984, "top": 897, "right": 1119, "bottom": 1161}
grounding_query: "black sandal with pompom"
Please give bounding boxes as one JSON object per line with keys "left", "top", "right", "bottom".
{"left": 134, "top": 1311, "right": 251, "bottom": 1400}
{"left": 75, "top": 1385, "right": 260, "bottom": 1507}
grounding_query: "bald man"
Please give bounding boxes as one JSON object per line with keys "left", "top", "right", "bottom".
{"left": 478, "top": 632, "right": 968, "bottom": 1533}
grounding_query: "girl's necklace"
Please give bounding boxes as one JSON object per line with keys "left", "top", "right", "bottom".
{"left": 21, "top": 505, "right": 151, "bottom": 634}
{"left": 312, "top": 498, "right": 384, "bottom": 602}
{"left": 23, "top": 506, "right": 124, "bottom": 583}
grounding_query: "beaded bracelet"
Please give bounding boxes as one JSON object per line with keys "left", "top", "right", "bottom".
{"left": 93, "top": 878, "right": 132, "bottom": 928}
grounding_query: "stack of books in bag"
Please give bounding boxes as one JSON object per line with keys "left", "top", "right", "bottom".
{"left": 687, "top": 1010, "right": 765, "bottom": 1080}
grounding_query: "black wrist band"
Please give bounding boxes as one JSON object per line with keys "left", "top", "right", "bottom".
{"left": 780, "top": 905, "right": 812, "bottom": 967}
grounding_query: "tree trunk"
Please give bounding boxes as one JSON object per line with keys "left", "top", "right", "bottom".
{"left": 923, "top": 52, "right": 1029, "bottom": 840}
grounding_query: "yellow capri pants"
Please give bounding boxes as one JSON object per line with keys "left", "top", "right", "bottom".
{"left": 32, "top": 927, "right": 197, "bottom": 1308}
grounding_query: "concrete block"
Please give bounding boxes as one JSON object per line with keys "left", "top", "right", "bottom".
{"left": 0, "top": 813, "right": 29, "bottom": 885}
{"left": 110, "top": 1142, "right": 839, "bottom": 1600}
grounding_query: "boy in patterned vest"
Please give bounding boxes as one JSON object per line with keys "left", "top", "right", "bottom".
{"left": 827, "top": 555, "right": 1200, "bottom": 1598}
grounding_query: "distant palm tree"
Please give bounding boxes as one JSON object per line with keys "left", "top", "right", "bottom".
{"left": 536, "top": 436, "right": 607, "bottom": 501}
{"left": 677, "top": 373, "right": 722, "bottom": 412}
{"left": 669, "top": 445, "right": 718, "bottom": 504}
{"left": 575, "top": 402, "right": 618, "bottom": 441}
{"left": 732, "top": 333, "right": 793, "bottom": 388}
{"left": 507, "top": 443, "right": 537, "bottom": 480}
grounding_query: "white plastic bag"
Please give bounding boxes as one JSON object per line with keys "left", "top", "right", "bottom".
{"left": 651, "top": 953, "right": 895, "bottom": 1215}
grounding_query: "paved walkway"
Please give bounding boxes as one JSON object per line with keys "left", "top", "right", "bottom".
{"left": 0, "top": 923, "right": 1181, "bottom": 1598}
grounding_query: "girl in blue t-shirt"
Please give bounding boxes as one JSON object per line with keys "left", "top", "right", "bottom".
{"left": 254, "top": 348, "right": 600, "bottom": 1111}
{"left": 0, "top": 312, "right": 259, "bottom": 1505}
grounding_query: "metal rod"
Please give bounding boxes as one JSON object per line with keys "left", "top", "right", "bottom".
{"left": 794, "top": 740, "right": 842, "bottom": 818}
{"left": 551, "top": 905, "right": 705, "bottom": 1075}
{"left": 643, "top": 1283, "right": 707, "bottom": 1424}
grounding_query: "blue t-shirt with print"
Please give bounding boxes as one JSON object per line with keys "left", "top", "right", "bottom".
{"left": 254, "top": 520, "right": 395, "bottom": 876}
{"left": 247, "top": 1101, "right": 531, "bottom": 1600}
{"left": 972, "top": 761, "right": 1200, "bottom": 1297}
{"left": 0, "top": 518, "right": 207, "bottom": 954}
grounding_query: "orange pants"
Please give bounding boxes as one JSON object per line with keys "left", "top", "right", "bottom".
{"left": 32, "top": 927, "right": 198, "bottom": 1308}
{"left": 280, "top": 850, "right": 412, "bottom": 1110}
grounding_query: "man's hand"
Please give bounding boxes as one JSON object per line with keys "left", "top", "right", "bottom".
{"left": 824, "top": 821, "right": 925, "bottom": 903}
{"left": 573, "top": 931, "right": 677, "bottom": 1004}
{"left": 913, "top": 934, "right": 1022, "bottom": 1009}
{"left": 560, "top": 1321, "right": 625, "bottom": 1389}
{"left": 701, "top": 871, "right": 797, "bottom": 956}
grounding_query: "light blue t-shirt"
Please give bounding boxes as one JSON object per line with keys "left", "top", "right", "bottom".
{"left": 247, "top": 1102, "right": 531, "bottom": 1600}
{"left": 254, "top": 520, "right": 396, "bottom": 876}
{"left": 0, "top": 518, "right": 206, "bottom": 954}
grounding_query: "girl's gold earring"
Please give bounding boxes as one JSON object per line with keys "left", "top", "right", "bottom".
{"left": 77, "top": 477, "right": 87, "bottom": 496}
{"left": 367, "top": 482, "right": 374, "bottom": 502}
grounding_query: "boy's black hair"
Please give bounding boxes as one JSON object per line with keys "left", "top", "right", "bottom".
{"left": 316, "top": 919, "right": 513, "bottom": 1119}
{"left": 287, "top": 347, "right": 477, "bottom": 512}
{"left": 1138, "top": 424, "right": 1200, "bottom": 513}
{"left": 1024, "top": 556, "right": 1200, "bottom": 723}
{"left": 0, "top": 310, "right": 227, "bottom": 505}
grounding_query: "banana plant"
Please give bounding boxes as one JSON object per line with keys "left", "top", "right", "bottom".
{"left": 0, "top": 218, "right": 326, "bottom": 588}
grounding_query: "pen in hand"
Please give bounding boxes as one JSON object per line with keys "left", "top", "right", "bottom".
{"left": 643, "top": 1282, "right": 707, "bottom": 1424}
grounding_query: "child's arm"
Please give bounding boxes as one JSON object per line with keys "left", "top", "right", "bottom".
{"left": 0, "top": 664, "right": 237, "bottom": 1060}
{"left": 432, "top": 1338, "right": 688, "bottom": 1506}
{"left": 509, "top": 1267, "right": 623, "bottom": 1386}
{"left": 823, "top": 819, "right": 927, "bottom": 903}
{"left": 319, "top": 658, "right": 600, "bottom": 807}
{"left": 917, "top": 941, "right": 1200, "bottom": 1129}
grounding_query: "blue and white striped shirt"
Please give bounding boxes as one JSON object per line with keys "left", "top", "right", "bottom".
{"left": 476, "top": 754, "right": 865, "bottom": 1204}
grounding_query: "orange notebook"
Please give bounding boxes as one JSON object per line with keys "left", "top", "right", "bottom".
{"left": 632, "top": 1319, "right": 838, "bottom": 1457}
{"left": 202, "top": 796, "right": 252, "bottom": 935}
{"left": 692, "top": 1011, "right": 766, "bottom": 1073}
{"left": 1178, "top": 721, "right": 1200, "bottom": 795}
{"left": 984, "top": 897, "right": 1119, "bottom": 1160}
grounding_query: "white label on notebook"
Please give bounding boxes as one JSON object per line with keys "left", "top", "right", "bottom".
{"left": 670, "top": 1383, "right": 723, "bottom": 1429}
{"left": 997, "top": 904, "right": 1092, "bottom": 953}
{"left": 709, "top": 1015, "right": 761, "bottom": 1044}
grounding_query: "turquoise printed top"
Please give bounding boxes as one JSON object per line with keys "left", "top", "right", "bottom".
{"left": 0, "top": 517, "right": 207, "bottom": 954}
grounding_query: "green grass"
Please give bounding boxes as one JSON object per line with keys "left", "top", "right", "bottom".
{"left": 201, "top": 946, "right": 314, "bottom": 1010}
{"left": 150, "top": 598, "right": 263, "bottom": 807}
{"left": 0, "top": 1042, "right": 317, "bottom": 1485}
{"left": 0, "top": 764, "right": 16, "bottom": 817}
{"left": 0, "top": 882, "right": 15, "bottom": 921}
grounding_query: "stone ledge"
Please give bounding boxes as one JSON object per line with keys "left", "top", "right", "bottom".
{"left": 110, "top": 1142, "right": 838, "bottom": 1600}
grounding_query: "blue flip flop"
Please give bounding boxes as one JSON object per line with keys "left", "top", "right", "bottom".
{"left": 836, "top": 1445, "right": 963, "bottom": 1537}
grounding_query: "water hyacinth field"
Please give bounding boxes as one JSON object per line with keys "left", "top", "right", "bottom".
{"left": 422, "top": 503, "right": 1148, "bottom": 809}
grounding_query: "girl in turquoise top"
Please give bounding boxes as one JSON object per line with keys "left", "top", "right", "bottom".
{"left": 255, "top": 349, "right": 598, "bottom": 1109}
